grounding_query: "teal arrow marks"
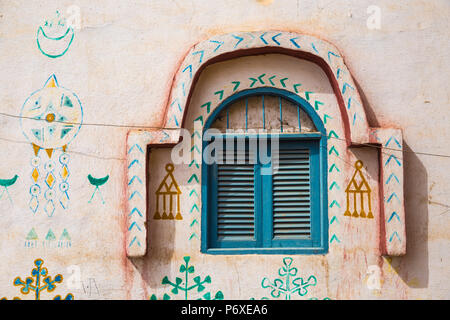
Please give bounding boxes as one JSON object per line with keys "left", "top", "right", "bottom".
{"left": 330, "top": 216, "right": 339, "bottom": 225}
{"left": 190, "top": 203, "right": 200, "bottom": 213}
{"left": 189, "top": 189, "right": 199, "bottom": 198}
{"left": 188, "top": 174, "right": 199, "bottom": 183}
{"left": 128, "top": 222, "right": 142, "bottom": 232}
{"left": 128, "top": 159, "right": 141, "bottom": 169}
{"left": 271, "top": 33, "right": 282, "bottom": 45}
{"left": 182, "top": 64, "right": 193, "bottom": 79}
{"left": 329, "top": 146, "right": 339, "bottom": 156}
{"left": 128, "top": 236, "right": 141, "bottom": 248}
{"left": 279, "top": 77, "right": 288, "bottom": 87}
{"left": 191, "top": 130, "right": 201, "bottom": 139}
{"left": 290, "top": 36, "right": 300, "bottom": 48}
{"left": 171, "top": 98, "right": 182, "bottom": 112}
{"left": 386, "top": 173, "right": 400, "bottom": 185}
{"left": 257, "top": 73, "right": 266, "bottom": 84}
{"left": 327, "top": 51, "right": 340, "bottom": 63}
{"left": 314, "top": 100, "right": 324, "bottom": 110}
{"left": 128, "top": 144, "right": 144, "bottom": 154}
{"left": 214, "top": 90, "right": 224, "bottom": 100}
{"left": 259, "top": 32, "right": 268, "bottom": 44}
{"left": 192, "top": 50, "right": 204, "bottom": 63}
{"left": 304, "top": 91, "right": 313, "bottom": 101}
{"left": 201, "top": 101, "right": 211, "bottom": 113}
{"left": 389, "top": 232, "right": 401, "bottom": 242}
{"left": 328, "top": 130, "right": 339, "bottom": 139}
{"left": 387, "top": 211, "right": 401, "bottom": 223}
{"left": 323, "top": 114, "right": 332, "bottom": 124}
{"left": 190, "top": 145, "right": 201, "bottom": 154}
{"left": 385, "top": 154, "right": 402, "bottom": 167}
{"left": 387, "top": 192, "right": 400, "bottom": 203}
{"left": 232, "top": 34, "right": 244, "bottom": 48}
{"left": 189, "top": 233, "right": 199, "bottom": 240}
{"left": 329, "top": 163, "right": 340, "bottom": 173}
{"left": 385, "top": 136, "right": 402, "bottom": 148}
{"left": 330, "top": 234, "right": 341, "bottom": 244}
{"left": 293, "top": 83, "right": 302, "bottom": 93}
{"left": 160, "top": 131, "right": 170, "bottom": 142}
{"left": 268, "top": 75, "right": 276, "bottom": 86}
{"left": 172, "top": 115, "right": 179, "bottom": 126}
{"left": 128, "top": 191, "right": 143, "bottom": 200}
{"left": 232, "top": 81, "right": 240, "bottom": 92}
{"left": 342, "top": 82, "right": 354, "bottom": 94}
{"left": 189, "top": 159, "right": 199, "bottom": 169}
{"left": 194, "top": 116, "right": 204, "bottom": 126}
{"left": 209, "top": 40, "right": 224, "bottom": 52}
{"left": 129, "top": 207, "right": 143, "bottom": 217}
{"left": 249, "top": 74, "right": 265, "bottom": 87}
{"left": 329, "top": 181, "right": 340, "bottom": 190}
{"left": 128, "top": 175, "right": 143, "bottom": 186}
{"left": 329, "top": 200, "right": 341, "bottom": 208}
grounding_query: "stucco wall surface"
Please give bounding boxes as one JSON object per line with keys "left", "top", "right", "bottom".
{"left": 0, "top": 0, "right": 448, "bottom": 300}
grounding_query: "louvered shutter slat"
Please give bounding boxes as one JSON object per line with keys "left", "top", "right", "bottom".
{"left": 273, "top": 148, "right": 312, "bottom": 240}
{"left": 217, "top": 158, "right": 255, "bottom": 241}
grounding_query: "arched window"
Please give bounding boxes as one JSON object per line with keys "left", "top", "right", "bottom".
{"left": 201, "top": 87, "right": 328, "bottom": 254}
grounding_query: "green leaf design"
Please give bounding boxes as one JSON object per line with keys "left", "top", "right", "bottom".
{"left": 214, "top": 291, "right": 224, "bottom": 300}
{"left": 161, "top": 276, "right": 170, "bottom": 285}
{"left": 203, "top": 292, "right": 211, "bottom": 300}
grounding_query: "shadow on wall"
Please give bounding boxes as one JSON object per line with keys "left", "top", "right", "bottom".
{"left": 129, "top": 146, "right": 176, "bottom": 298}
{"left": 389, "top": 142, "right": 429, "bottom": 289}
{"left": 355, "top": 79, "right": 429, "bottom": 289}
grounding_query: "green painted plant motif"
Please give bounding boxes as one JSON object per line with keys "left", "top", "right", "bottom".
{"left": 150, "top": 293, "right": 171, "bottom": 300}
{"left": 260, "top": 257, "right": 317, "bottom": 300}
{"left": 1, "top": 258, "right": 74, "bottom": 300}
{"left": 157, "top": 256, "right": 223, "bottom": 300}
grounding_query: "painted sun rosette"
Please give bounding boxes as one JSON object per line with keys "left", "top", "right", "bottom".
{"left": 20, "top": 75, "right": 83, "bottom": 216}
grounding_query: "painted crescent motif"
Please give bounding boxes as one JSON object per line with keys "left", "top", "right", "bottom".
{"left": 88, "top": 174, "right": 109, "bottom": 187}
{"left": 36, "top": 25, "right": 74, "bottom": 58}
{"left": 0, "top": 175, "right": 18, "bottom": 187}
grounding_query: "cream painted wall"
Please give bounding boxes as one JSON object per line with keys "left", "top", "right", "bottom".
{"left": 0, "top": 0, "right": 448, "bottom": 299}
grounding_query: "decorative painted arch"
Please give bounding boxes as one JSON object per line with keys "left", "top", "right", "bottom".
{"left": 163, "top": 31, "right": 369, "bottom": 146}
{"left": 125, "top": 31, "right": 406, "bottom": 259}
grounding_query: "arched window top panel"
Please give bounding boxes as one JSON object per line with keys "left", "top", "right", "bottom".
{"left": 204, "top": 87, "right": 326, "bottom": 135}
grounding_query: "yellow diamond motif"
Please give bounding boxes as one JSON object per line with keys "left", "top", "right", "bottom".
{"left": 61, "top": 166, "right": 69, "bottom": 180}
{"left": 32, "top": 168, "right": 39, "bottom": 182}
{"left": 46, "top": 173, "right": 55, "bottom": 188}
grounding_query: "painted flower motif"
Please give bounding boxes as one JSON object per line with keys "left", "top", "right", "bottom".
{"left": 31, "top": 157, "right": 41, "bottom": 167}
{"left": 45, "top": 189, "right": 56, "bottom": 200}
{"left": 59, "top": 153, "right": 69, "bottom": 165}
{"left": 44, "top": 161, "right": 56, "bottom": 172}
{"left": 59, "top": 182, "right": 69, "bottom": 192}
{"left": 30, "top": 184, "right": 41, "bottom": 195}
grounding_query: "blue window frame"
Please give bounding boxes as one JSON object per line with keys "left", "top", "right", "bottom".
{"left": 201, "top": 88, "right": 328, "bottom": 255}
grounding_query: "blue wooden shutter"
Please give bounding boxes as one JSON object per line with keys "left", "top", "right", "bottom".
{"left": 272, "top": 147, "right": 312, "bottom": 239}
{"left": 216, "top": 142, "right": 256, "bottom": 241}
